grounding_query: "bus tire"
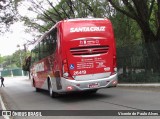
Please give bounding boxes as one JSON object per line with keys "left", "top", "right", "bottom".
{"left": 33, "top": 79, "right": 40, "bottom": 92}
{"left": 49, "top": 81, "right": 59, "bottom": 98}
{"left": 36, "top": 88, "right": 40, "bottom": 92}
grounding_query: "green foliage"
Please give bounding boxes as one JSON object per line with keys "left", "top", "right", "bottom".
{"left": 0, "top": 0, "right": 22, "bottom": 33}
{"left": 2, "top": 55, "right": 15, "bottom": 69}
{"left": 111, "top": 12, "right": 142, "bottom": 47}
{"left": 1, "top": 50, "right": 31, "bottom": 69}
{"left": 17, "top": 0, "right": 160, "bottom": 83}
{"left": 119, "top": 72, "right": 160, "bottom": 83}
{"left": 117, "top": 41, "right": 160, "bottom": 83}
{"left": 0, "top": 54, "right": 4, "bottom": 64}
{"left": 20, "top": 0, "right": 112, "bottom": 33}
{"left": 149, "top": 1, "right": 158, "bottom": 35}
{"left": 12, "top": 50, "right": 25, "bottom": 67}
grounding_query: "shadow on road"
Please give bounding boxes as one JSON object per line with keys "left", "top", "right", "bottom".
{"left": 34, "top": 89, "right": 114, "bottom": 103}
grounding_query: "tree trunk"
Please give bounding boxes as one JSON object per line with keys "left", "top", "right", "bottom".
{"left": 137, "top": 21, "right": 160, "bottom": 72}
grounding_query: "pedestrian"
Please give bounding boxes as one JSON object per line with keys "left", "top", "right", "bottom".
{"left": 0, "top": 76, "right": 5, "bottom": 87}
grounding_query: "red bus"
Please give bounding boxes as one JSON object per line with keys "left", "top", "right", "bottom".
{"left": 30, "top": 18, "right": 117, "bottom": 97}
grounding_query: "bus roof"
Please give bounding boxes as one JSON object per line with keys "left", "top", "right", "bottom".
{"left": 63, "top": 18, "right": 108, "bottom": 22}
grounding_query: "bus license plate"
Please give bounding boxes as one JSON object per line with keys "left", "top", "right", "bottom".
{"left": 88, "top": 83, "right": 99, "bottom": 88}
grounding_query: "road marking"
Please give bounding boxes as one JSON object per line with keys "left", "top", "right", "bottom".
{"left": 0, "top": 94, "right": 10, "bottom": 119}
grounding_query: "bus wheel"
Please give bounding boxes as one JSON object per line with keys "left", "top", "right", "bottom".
{"left": 49, "top": 81, "right": 59, "bottom": 98}
{"left": 33, "top": 80, "right": 40, "bottom": 92}
{"left": 36, "top": 88, "right": 40, "bottom": 92}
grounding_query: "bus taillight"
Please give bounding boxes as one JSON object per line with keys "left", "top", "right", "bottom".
{"left": 113, "top": 55, "right": 117, "bottom": 67}
{"left": 62, "top": 59, "right": 74, "bottom": 80}
{"left": 62, "top": 59, "right": 69, "bottom": 77}
{"left": 111, "top": 55, "right": 117, "bottom": 75}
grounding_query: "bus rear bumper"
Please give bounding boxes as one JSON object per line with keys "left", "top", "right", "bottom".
{"left": 60, "top": 73, "right": 118, "bottom": 92}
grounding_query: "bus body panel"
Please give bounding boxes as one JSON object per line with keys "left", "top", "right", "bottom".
{"left": 31, "top": 18, "right": 117, "bottom": 93}
{"left": 61, "top": 19, "right": 116, "bottom": 78}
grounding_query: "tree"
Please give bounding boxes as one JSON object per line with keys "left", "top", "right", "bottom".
{"left": 12, "top": 49, "right": 30, "bottom": 68}
{"left": 20, "top": 0, "right": 112, "bottom": 33}
{"left": 108, "top": 0, "right": 160, "bottom": 71}
{"left": 108, "top": 0, "right": 160, "bottom": 43}
{"left": 0, "top": 55, "right": 4, "bottom": 64}
{"left": 20, "top": 0, "right": 114, "bottom": 46}
{"left": 0, "top": 0, "right": 22, "bottom": 33}
{"left": 2, "top": 55, "right": 16, "bottom": 69}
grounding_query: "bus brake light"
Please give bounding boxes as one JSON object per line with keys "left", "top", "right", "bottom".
{"left": 63, "top": 60, "right": 68, "bottom": 75}
{"left": 113, "top": 55, "right": 117, "bottom": 68}
{"left": 111, "top": 55, "right": 117, "bottom": 75}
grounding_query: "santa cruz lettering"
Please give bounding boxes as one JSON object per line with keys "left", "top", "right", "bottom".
{"left": 70, "top": 26, "right": 106, "bottom": 32}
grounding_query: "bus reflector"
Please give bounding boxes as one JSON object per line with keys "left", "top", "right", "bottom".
{"left": 67, "top": 86, "right": 73, "bottom": 90}
{"left": 112, "top": 80, "right": 117, "bottom": 85}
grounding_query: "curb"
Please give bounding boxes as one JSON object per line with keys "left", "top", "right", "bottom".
{"left": 118, "top": 84, "right": 160, "bottom": 87}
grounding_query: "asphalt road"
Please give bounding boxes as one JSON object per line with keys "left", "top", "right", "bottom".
{"left": 0, "top": 77, "right": 160, "bottom": 119}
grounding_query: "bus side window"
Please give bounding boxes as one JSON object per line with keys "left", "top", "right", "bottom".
{"left": 49, "top": 28, "right": 57, "bottom": 55}
{"left": 43, "top": 39, "right": 50, "bottom": 58}
{"left": 31, "top": 52, "right": 35, "bottom": 65}
{"left": 39, "top": 42, "right": 43, "bottom": 60}
{"left": 40, "top": 36, "right": 51, "bottom": 60}
{"left": 32, "top": 28, "right": 58, "bottom": 61}
{"left": 31, "top": 47, "right": 39, "bottom": 64}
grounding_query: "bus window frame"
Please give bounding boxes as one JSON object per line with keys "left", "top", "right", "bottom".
{"left": 31, "top": 27, "right": 58, "bottom": 64}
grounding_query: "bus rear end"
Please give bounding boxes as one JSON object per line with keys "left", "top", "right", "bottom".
{"left": 60, "top": 18, "right": 117, "bottom": 92}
